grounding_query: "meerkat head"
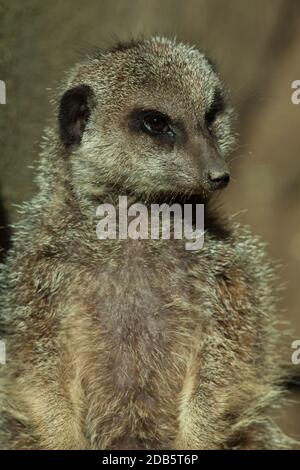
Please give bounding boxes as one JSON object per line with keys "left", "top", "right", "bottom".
{"left": 57, "top": 37, "right": 235, "bottom": 206}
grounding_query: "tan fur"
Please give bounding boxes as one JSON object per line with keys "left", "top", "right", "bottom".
{"left": 0, "top": 37, "right": 290, "bottom": 449}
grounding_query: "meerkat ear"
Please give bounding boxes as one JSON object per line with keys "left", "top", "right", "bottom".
{"left": 58, "top": 84, "right": 95, "bottom": 147}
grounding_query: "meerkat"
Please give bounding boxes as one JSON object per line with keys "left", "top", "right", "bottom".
{"left": 0, "top": 37, "right": 290, "bottom": 450}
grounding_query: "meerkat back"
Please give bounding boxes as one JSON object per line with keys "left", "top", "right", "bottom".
{"left": 0, "top": 37, "right": 289, "bottom": 449}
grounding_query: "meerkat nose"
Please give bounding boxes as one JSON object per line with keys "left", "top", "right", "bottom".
{"left": 208, "top": 170, "right": 230, "bottom": 189}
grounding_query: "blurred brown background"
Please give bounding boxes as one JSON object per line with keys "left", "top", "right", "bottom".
{"left": 0, "top": 0, "right": 300, "bottom": 445}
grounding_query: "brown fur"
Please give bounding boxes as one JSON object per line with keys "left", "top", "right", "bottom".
{"left": 0, "top": 37, "right": 290, "bottom": 449}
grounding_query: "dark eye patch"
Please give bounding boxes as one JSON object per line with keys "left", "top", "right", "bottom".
{"left": 129, "top": 109, "right": 176, "bottom": 140}
{"left": 205, "top": 89, "right": 225, "bottom": 130}
{"left": 143, "top": 111, "right": 171, "bottom": 135}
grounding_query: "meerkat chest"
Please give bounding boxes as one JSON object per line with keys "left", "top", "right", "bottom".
{"left": 78, "top": 240, "right": 200, "bottom": 369}
{"left": 64, "top": 240, "right": 203, "bottom": 447}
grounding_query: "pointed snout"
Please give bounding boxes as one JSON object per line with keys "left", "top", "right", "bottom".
{"left": 188, "top": 133, "right": 230, "bottom": 192}
{"left": 207, "top": 169, "right": 230, "bottom": 189}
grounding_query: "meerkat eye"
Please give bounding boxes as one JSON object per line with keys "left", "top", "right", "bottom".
{"left": 143, "top": 112, "right": 171, "bottom": 135}
{"left": 205, "top": 90, "right": 225, "bottom": 132}
{"left": 129, "top": 109, "right": 175, "bottom": 139}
